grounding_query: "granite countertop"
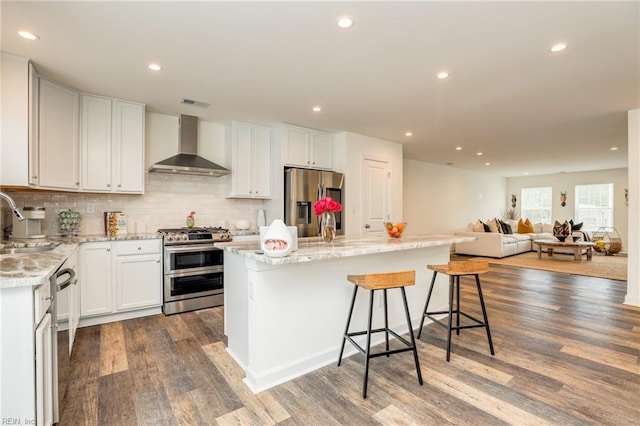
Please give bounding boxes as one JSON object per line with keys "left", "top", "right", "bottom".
{"left": 0, "top": 233, "right": 162, "bottom": 289}
{"left": 220, "top": 234, "right": 476, "bottom": 266}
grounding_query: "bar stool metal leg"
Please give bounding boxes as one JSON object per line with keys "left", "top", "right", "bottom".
{"left": 383, "top": 289, "right": 390, "bottom": 356}
{"left": 455, "top": 276, "right": 461, "bottom": 336}
{"left": 337, "top": 285, "right": 359, "bottom": 366}
{"left": 363, "top": 289, "right": 375, "bottom": 398}
{"left": 401, "top": 287, "right": 423, "bottom": 385}
{"left": 446, "top": 275, "right": 455, "bottom": 362}
{"left": 417, "top": 271, "right": 438, "bottom": 339}
{"left": 475, "top": 274, "right": 495, "bottom": 355}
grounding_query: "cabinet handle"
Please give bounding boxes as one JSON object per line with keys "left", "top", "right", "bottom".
{"left": 137, "top": 247, "right": 142, "bottom": 250}
{"left": 32, "top": 175, "right": 38, "bottom": 179}
{"left": 118, "top": 184, "right": 122, "bottom": 188}
{"left": 107, "top": 184, "right": 111, "bottom": 188}
{"left": 156, "top": 260, "right": 161, "bottom": 263}
{"left": 106, "top": 248, "right": 111, "bottom": 252}
{"left": 44, "top": 296, "right": 54, "bottom": 301}
{"left": 75, "top": 182, "right": 80, "bottom": 186}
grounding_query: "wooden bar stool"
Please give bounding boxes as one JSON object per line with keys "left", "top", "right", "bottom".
{"left": 417, "top": 260, "right": 494, "bottom": 362}
{"left": 337, "top": 270, "right": 423, "bottom": 398}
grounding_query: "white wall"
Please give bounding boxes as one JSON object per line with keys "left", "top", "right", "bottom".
{"left": 506, "top": 168, "right": 628, "bottom": 247}
{"left": 626, "top": 109, "right": 639, "bottom": 306}
{"left": 338, "top": 132, "right": 404, "bottom": 235}
{"left": 403, "top": 160, "right": 507, "bottom": 234}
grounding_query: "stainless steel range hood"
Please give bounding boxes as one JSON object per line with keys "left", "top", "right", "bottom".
{"left": 148, "top": 114, "right": 230, "bottom": 177}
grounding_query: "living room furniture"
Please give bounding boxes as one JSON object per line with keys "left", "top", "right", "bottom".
{"left": 455, "top": 219, "right": 591, "bottom": 258}
{"left": 417, "top": 260, "right": 494, "bottom": 362}
{"left": 337, "top": 270, "right": 423, "bottom": 398}
{"left": 534, "top": 240, "right": 595, "bottom": 261}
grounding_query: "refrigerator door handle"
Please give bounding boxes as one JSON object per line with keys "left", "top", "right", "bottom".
{"left": 316, "top": 183, "right": 323, "bottom": 235}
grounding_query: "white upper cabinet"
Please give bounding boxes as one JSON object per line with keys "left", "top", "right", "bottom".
{"left": 38, "top": 78, "right": 80, "bottom": 190}
{"left": 0, "top": 53, "right": 30, "bottom": 186}
{"left": 28, "top": 62, "right": 39, "bottom": 186}
{"left": 283, "top": 124, "right": 333, "bottom": 170}
{"left": 80, "top": 95, "right": 145, "bottom": 193}
{"left": 226, "top": 121, "right": 272, "bottom": 198}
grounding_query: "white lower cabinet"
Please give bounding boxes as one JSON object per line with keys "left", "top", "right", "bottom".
{"left": 80, "top": 240, "right": 162, "bottom": 324}
{"left": 35, "top": 312, "right": 54, "bottom": 426}
{"left": 80, "top": 242, "right": 112, "bottom": 317}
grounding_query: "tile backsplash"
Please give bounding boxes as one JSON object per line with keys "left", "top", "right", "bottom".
{"left": 2, "top": 174, "right": 266, "bottom": 237}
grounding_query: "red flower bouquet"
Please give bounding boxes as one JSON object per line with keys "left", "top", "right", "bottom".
{"left": 313, "top": 196, "right": 342, "bottom": 215}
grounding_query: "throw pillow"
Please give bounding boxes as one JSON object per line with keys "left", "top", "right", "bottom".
{"left": 487, "top": 218, "right": 501, "bottom": 233}
{"left": 569, "top": 220, "right": 583, "bottom": 231}
{"left": 517, "top": 218, "right": 534, "bottom": 233}
{"left": 482, "top": 221, "right": 491, "bottom": 232}
{"left": 466, "top": 222, "right": 475, "bottom": 232}
{"left": 498, "top": 218, "right": 513, "bottom": 234}
{"left": 472, "top": 219, "right": 485, "bottom": 232}
{"left": 553, "top": 220, "right": 571, "bottom": 241}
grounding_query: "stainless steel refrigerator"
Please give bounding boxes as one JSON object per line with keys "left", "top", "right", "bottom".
{"left": 284, "top": 167, "right": 345, "bottom": 237}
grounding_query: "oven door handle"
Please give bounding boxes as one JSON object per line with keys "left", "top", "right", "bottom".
{"left": 164, "top": 244, "right": 221, "bottom": 254}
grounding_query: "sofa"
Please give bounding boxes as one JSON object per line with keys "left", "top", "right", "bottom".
{"left": 454, "top": 219, "right": 590, "bottom": 258}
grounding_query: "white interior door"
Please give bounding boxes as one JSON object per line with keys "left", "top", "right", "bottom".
{"left": 361, "top": 158, "right": 390, "bottom": 233}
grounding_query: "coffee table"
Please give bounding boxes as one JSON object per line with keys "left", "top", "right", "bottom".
{"left": 533, "top": 239, "right": 596, "bottom": 261}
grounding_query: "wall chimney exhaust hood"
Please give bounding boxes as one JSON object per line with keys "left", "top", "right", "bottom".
{"left": 148, "top": 114, "right": 230, "bottom": 177}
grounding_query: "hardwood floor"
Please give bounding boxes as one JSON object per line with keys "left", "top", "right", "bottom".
{"left": 59, "top": 264, "right": 639, "bottom": 425}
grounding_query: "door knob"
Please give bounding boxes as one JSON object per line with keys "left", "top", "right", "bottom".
{"left": 365, "top": 224, "right": 371, "bottom": 229}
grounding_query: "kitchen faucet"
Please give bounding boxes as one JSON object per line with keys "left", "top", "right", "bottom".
{"left": 0, "top": 191, "right": 25, "bottom": 221}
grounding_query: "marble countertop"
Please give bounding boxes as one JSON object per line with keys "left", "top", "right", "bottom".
{"left": 0, "top": 233, "right": 162, "bottom": 289}
{"left": 221, "top": 234, "right": 476, "bottom": 266}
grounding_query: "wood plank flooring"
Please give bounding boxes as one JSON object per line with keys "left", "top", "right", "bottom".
{"left": 59, "top": 264, "right": 639, "bottom": 425}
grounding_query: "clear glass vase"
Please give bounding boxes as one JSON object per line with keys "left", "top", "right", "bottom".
{"left": 321, "top": 212, "right": 336, "bottom": 243}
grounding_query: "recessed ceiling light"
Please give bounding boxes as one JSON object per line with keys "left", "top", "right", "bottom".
{"left": 437, "top": 72, "right": 449, "bottom": 79}
{"left": 476, "top": 152, "right": 483, "bottom": 156}
{"left": 148, "top": 63, "right": 162, "bottom": 71}
{"left": 524, "top": 172, "right": 529, "bottom": 175}
{"left": 405, "top": 131, "right": 413, "bottom": 137}
{"left": 455, "top": 146, "right": 462, "bottom": 151}
{"left": 610, "top": 146, "right": 618, "bottom": 151}
{"left": 550, "top": 43, "right": 567, "bottom": 53}
{"left": 337, "top": 16, "right": 353, "bottom": 29}
{"left": 312, "top": 106, "right": 322, "bottom": 112}
{"left": 18, "top": 31, "right": 39, "bottom": 40}
{"left": 485, "top": 162, "right": 491, "bottom": 166}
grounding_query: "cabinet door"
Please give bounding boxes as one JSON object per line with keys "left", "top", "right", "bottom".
{"left": 28, "top": 62, "right": 39, "bottom": 185}
{"left": 38, "top": 78, "right": 79, "bottom": 190}
{"left": 114, "top": 254, "right": 162, "bottom": 311}
{"left": 80, "top": 95, "right": 112, "bottom": 192}
{"left": 284, "top": 126, "right": 310, "bottom": 167}
{"left": 35, "top": 312, "right": 54, "bottom": 426}
{"left": 253, "top": 126, "right": 272, "bottom": 197}
{"left": 113, "top": 101, "right": 145, "bottom": 193}
{"left": 310, "top": 131, "right": 333, "bottom": 169}
{"left": 80, "top": 242, "right": 113, "bottom": 317}
{"left": 232, "top": 123, "right": 254, "bottom": 196}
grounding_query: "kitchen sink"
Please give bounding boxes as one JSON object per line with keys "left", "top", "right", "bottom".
{"left": 0, "top": 243, "right": 59, "bottom": 255}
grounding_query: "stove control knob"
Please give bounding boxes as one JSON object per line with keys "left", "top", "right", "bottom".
{"left": 165, "top": 234, "right": 173, "bottom": 242}
{"left": 181, "top": 234, "right": 189, "bottom": 242}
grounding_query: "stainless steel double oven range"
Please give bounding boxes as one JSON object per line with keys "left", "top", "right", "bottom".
{"left": 158, "top": 227, "right": 232, "bottom": 315}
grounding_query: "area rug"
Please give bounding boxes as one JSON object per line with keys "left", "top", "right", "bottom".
{"left": 472, "top": 251, "right": 627, "bottom": 281}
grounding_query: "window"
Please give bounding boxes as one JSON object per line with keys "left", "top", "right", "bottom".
{"left": 575, "top": 184, "right": 614, "bottom": 231}
{"left": 521, "top": 187, "right": 552, "bottom": 223}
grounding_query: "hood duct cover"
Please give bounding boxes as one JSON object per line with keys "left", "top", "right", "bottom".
{"left": 148, "top": 114, "right": 231, "bottom": 177}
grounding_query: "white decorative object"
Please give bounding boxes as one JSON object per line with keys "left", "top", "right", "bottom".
{"left": 257, "top": 209, "right": 266, "bottom": 227}
{"left": 262, "top": 219, "right": 292, "bottom": 258}
{"left": 235, "top": 219, "right": 250, "bottom": 230}
{"left": 261, "top": 225, "right": 298, "bottom": 251}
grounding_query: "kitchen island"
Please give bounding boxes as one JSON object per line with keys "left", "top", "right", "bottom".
{"left": 222, "top": 233, "right": 475, "bottom": 393}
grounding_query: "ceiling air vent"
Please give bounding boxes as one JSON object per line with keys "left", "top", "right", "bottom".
{"left": 180, "top": 98, "right": 210, "bottom": 108}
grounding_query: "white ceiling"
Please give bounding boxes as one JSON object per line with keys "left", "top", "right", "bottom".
{"left": 2, "top": 1, "right": 638, "bottom": 177}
